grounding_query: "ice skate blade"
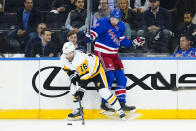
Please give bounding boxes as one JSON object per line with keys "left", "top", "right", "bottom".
{"left": 130, "top": 109, "right": 136, "bottom": 113}
{"left": 100, "top": 109, "right": 114, "bottom": 116}
{"left": 68, "top": 116, "right": 82, "bottom": 121}
{"left": 120, "top": 117, "right": 126, "bottom": 121}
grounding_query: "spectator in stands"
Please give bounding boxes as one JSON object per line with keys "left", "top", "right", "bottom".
{"left": 65, "top": 0, "right": 87, "bottom": 44}
{"left": 25, "top": 23, "right": 47, "bottom": 57}
{"left": 0, "top": 0, "right": 3, "bottom": 13}
{"left": 177, "top": 12, "right": 196, "bottom": 47}
{"left": 31, "top": 28, "right": 57, "bottom": 57}
{"left": 175, "top": 0, "right": 196, "bottom": 27}
{"left": 92, "top": 0, "right": 118, "bottom": 13}
{"left": 172, "top": 34, "right": 196, "bottom": 57}
{"left": 7, "top": 0, "right": 41, "bottom": 53}
{"left": 67, "top": 29, "right": 86, "bottom": 52}
{"left": 118, "top": 0, "right": 140, "bottom": 39}
{"left": 130, "top": 0, "right": 150, "bottom": 13}
{"left": 108, "top": 0, "right": 118, "bottom": 10}
{"left": 92, "top": 0, "right": 100, "bottom": 13}
{"left": 93, "top": 0, "right": 111, "bottom": 25}
{"left": 50, "top": 0, "right": 75, "bottom": 16}
{"left": 137, "top": 0, "right": 172, "bottom": 53}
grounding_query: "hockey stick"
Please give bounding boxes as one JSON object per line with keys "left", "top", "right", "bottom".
{"left": 86, "top": 0, "right": 92, "bottom": 54}
{"left": 78, "top": 96, "right": 85, "bottom": 125}
{"left": 177, "top": 86, "right": 196, "bottom": 91}
{"left": 76, "top": 82, "right": 85, "bottom": 125}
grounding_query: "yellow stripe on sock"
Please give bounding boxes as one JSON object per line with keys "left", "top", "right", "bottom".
{"left": 108, "top": 95, "right": 116, "bottom": 104}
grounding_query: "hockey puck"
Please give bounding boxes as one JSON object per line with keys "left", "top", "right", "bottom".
{"left": 67, "top": 123, "right": 72, "bottom": 125}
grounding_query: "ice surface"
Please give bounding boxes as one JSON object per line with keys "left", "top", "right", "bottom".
{"left": 0, "top": 118, "right": 195, "bottom": 131}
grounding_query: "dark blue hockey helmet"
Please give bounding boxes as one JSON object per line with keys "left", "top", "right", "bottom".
{"left": 110, "top": 8, "right": 122, "bottom": 20}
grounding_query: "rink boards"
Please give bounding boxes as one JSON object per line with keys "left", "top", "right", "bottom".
{"left": 0, "top": 57, "right": 196, "bottom": 119}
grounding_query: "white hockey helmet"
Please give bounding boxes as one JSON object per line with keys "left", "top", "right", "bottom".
{"left": 62, "top": 42, "right": 75, "bottom": 54}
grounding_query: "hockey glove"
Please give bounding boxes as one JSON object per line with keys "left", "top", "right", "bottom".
{"left": 85, "top": 31, "right": 93, "bottom": 43}
{"left": 132, "top": 37, "right": 145, "bottom": 48}
{"left": 69, "top": 73, "right": 80, "bottom": 86}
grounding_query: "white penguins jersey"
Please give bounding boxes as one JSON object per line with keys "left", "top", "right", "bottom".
{"left": 60, "top": 50, "right": 100, "bottom": 80}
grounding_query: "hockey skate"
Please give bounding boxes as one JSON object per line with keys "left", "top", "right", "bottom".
{"left": 116, "top": 109, "right": 126, "bottom": 121}
{"left": 68, "top": 108, "right": 83, "bottom": 121}
{"left": 120, "top": 102, "right": 136, "bottom": 112}
{"left": 100, "top": 102, "right": 115, "bottom": 116}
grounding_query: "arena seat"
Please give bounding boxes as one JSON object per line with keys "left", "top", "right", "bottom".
{"left": 38, "top": 0, "right": 53, "bottom": 12}
{"left": 4, "top": 0, "right": 39, "bottom": 13}
{"left": 0, "top": 13, "right": 17, "bottom": 29}
{"left": 45, "top": 13, "right": 67, "bottom": 29}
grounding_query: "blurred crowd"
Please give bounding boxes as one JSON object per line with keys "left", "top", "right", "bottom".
{"left": 0, "top": 0, "right": 195, "bottom": 57}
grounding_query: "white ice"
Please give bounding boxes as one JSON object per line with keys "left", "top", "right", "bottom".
{"left": 0, "top": 119, "right": 196, "bottom": 131}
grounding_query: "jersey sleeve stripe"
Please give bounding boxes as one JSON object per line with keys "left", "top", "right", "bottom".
{"left": 63, "top": 66, "right": 70, "bottom": 71}
{"left": 119, "top": 36, "right": 125, "bottom": 41}
{"left": 90, "top": 30, "right": 98, "bottom": 40}
{"left": 91, "top": 57, "right": 99, "bottom": 75}
{"left": 91, "top": 61, "right": 101, "bottom": 78}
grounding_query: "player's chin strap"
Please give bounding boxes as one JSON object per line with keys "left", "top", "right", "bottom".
{"left": 132, "top": 37, "right": 145, "bottom": 49}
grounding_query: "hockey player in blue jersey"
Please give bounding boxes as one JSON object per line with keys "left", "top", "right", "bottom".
{"left": 172, "top": 34, "right": 196, "bottom": 57}
{"left": 86, "top": 8, "right": 145, "bottom": 114}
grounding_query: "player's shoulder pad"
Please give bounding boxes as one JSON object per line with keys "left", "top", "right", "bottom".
{"left": 75, "top": 50, "right": 87, "bottom": 58}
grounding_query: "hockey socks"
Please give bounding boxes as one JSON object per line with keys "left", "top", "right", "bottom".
{"left": 98, "top": 88, "right": 124, "bottom": 113}
{"left": 114, "top": 70, "right": 127, "bottom": 103}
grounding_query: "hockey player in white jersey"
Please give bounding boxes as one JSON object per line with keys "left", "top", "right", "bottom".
{"left": 60, "top": 42, "right": 126, "bottom": 120}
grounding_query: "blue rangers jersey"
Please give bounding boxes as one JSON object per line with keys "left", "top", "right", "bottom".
{"left": 90, "top": 17, "right": 132, "bottom": 54}
{"left": 172, "top": 47, "right": 196, "bottom": 57}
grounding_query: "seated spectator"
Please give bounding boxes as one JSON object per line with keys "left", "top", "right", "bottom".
{"left": 65, "top": 0, "right": 87, "bottom": 44}
{"left": 31, "top": 29, "right": 57, "bottom": 57}
{"left": 0, "top": 0, "right": 3, "bottom": 13}
{"left": 25, "top": 23, "right": 47, "bottom": 57}
{"left": 177, "top": 12, "right": 196, "bottom": 47}
{"left": 92, "top": 0, "right": 100, "bottom": 13}
{"left": 130, "top": 0, "right": 150, "bottom": 13}
{"left": 137, "top": 0, "right": 172, "bottom": 53}
{"left": 93, "top": 0, "right": 111, "bottom": 25}
{"left": 108, "top": 0, "right": 118, "bottom": 10}
{"left": 67, "top": 29, "right": 86, "bottom": 52}
{"left": 175, "top": 0, "right": 196, "bottom": 27}
{"left": 7, "top": 0, "right": 41, "bottom": 53}
{"left": 50, "top": 0, "right": 75, "bottom": 19}
{"left": 172, "top": 34, "right": 196, "bottom": 57}
{"left": 118, "top": 0, "right": 140, "bottom": 39}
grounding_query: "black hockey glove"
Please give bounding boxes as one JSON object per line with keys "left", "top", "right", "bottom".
{"left": 85, "top": 31, "right": 94, "bottom": 43}
{"left": 69, "top": 73, "right": 80, "bottom": 86}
